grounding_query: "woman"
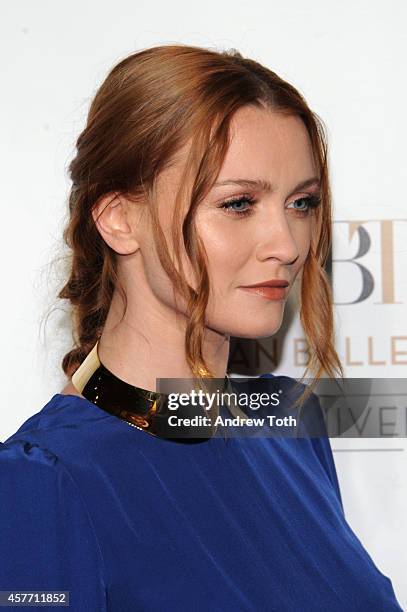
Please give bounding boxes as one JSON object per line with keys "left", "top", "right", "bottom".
{"left": 0, "top": 44, "right": 402, "bottom": 611}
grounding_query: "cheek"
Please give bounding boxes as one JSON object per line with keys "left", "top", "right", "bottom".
{"left": 291, "top": 218, "right": 312, "bottom": 258}
{"left": 197, "top": 225, "right": 250, "bottom": 292}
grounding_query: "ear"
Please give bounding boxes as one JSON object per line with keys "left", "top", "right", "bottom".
{"left": 91, "top": 192, "right": 145, "bottom": 255}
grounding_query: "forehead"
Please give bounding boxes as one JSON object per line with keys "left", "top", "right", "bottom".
{"left": 153, "top": 105, "right": 317, "bottom": 210}
{"left": 221, "top": 105, "right": 317, "bottom": 185}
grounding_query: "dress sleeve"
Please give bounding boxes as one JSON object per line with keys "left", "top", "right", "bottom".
{"left": 0, "top": 439, "right": 106, "bottom": 611}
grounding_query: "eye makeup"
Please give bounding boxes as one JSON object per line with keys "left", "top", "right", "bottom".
{"left": 218, "top": 194, "right": 322, "bottom": 218}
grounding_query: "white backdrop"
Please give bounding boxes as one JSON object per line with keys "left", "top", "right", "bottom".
{"left": 1, "top": 0, "right": 406, "bottom": 607}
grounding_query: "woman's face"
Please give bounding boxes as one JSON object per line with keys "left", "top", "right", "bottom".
{"left": 128, "top": 104, "right": 320, "bottom": 339}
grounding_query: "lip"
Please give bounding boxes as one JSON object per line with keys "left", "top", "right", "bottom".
{"left": 241, "top": 279, "right": 289, "bottom": 288}
{"left": 239, "top": 286, "right": 288, "bottom": 301}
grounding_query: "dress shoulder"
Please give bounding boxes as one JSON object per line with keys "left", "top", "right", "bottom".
{"left": 297, "top": 385, "right": 345, "bottom": 512}
{"left": 259, "top": 372, "right": 344, "bottom": 511}
{"left": 0, "top": 437, "right": 107, "bottom": 611}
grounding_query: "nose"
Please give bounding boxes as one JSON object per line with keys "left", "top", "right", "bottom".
{"left": 255, "top": 210, "right": 301, "bottom": 265}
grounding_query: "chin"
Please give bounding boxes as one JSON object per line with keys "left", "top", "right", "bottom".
{"left": 232, "top": 324, "right": 283, "bottom": 340}
{"left": 205, "top": 304, "right": 285, "bottom": 338}
{"left": 211, "top": 318, "right": 284, "bottom": 339}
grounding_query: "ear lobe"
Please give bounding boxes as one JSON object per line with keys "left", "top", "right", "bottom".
{"left": 91, "top": 192, "right": 141, "bottom": 255}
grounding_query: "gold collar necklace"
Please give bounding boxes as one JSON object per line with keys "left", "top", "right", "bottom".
{"left": 71, "top": 342, "right": 246, "bottom": 443}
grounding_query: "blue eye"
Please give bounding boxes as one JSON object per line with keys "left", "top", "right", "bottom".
{"left": 219, "top": 194, "right": 321, "bottom": 218}
{"left": 287, "top": 196, "right": 321, "bottom": 214}
{"left": 219, "top": 196, "right": 256, "bottom": 217}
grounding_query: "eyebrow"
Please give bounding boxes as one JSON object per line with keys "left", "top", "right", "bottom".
{"left": 213, "top": 176, "right": 321, "bottom": 193}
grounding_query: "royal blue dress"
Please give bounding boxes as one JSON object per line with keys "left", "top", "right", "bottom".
{"left": 0, "top": 373, "right": 402, "bottom": 611}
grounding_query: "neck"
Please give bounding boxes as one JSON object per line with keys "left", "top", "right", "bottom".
{"left": 96, "top": 289, "right": 230, "bottom": 393}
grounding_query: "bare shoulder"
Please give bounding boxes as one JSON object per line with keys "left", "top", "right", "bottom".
{"left": 60, "top": 381, "right": 84, "bottom": 398}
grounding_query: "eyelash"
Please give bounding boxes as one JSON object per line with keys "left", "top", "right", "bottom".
{"left": 218, "top": 194, "right": 321, "bottom": 218}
